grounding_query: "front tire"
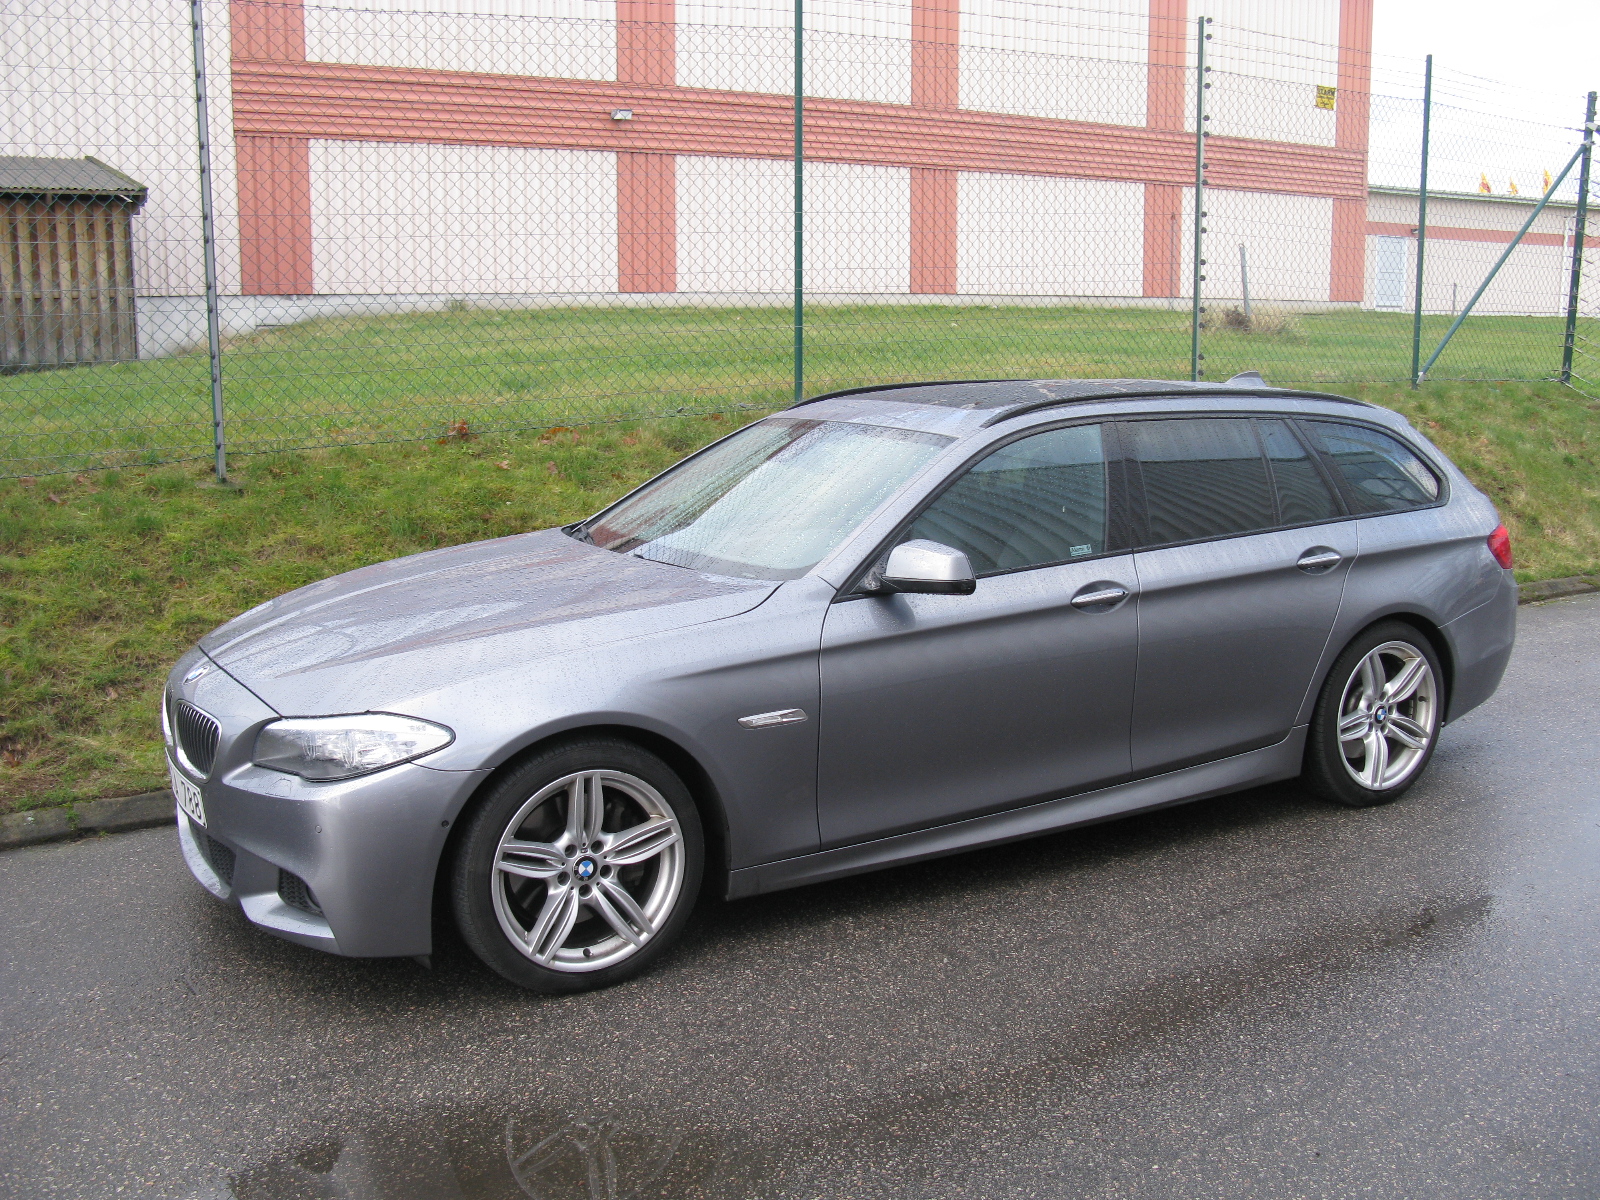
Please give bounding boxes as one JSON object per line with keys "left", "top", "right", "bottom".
{"left": 1304, "top": 621, "right": 1443, "bottom": 808}
{"left": 451, "top": 738, "right": 703, "bottom": 993}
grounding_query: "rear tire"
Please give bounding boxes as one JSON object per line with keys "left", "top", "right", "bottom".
{"left": 1304, "top": 621, "right": 1443, "bottom": 808}
{"left": 451, "top": 738, "right": 703, "bottom": 993}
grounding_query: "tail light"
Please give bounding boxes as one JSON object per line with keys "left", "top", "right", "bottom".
{"left": 1487, "top": 524, "right": 1513, "bottom": 570}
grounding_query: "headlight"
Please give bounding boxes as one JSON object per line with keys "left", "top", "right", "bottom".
{"left": 252, "top": 713, "right": 454, "bottom": 781}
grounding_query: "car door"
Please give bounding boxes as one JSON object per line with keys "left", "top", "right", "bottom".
{"left": 1124, "top": 415, "right": 1356, "bottom": 776}
{"left": 816, "top": 421, "right": 1139, "bottom": 849}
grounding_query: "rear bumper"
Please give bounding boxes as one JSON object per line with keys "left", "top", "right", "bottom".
{"left": 1442, "top": 570, "right": 1518, "bottom": 724}
{"left": 179, "top": 758, "right": 489, "bottom": 958}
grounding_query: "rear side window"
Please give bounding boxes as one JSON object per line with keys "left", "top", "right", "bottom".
{"left": 1125, "top": 418, "right": 1276, "bottom": 545}
{"left": 905, "top": 423, "right": 1110, "bottom": 574}
{"left": 1302, "top": 421, "right": 1441, "bottom": 512}
{"left": 1259, "top": 419, "right": 1341, "bottom": 524}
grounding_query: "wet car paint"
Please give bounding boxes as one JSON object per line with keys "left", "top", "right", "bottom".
{"left": 167, "top": 385, "right": 1514, "bottom": 962}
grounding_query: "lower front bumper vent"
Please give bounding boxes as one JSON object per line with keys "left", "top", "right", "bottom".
{"left": 278, "top": 869, "right": 324, "bottom": 918}
{"left": 202, "top": 833, "right": 236, "bottom": 886}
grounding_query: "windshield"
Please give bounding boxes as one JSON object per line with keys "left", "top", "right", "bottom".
{"left": 579, "top": 418, "right": 953, "bottom": 580}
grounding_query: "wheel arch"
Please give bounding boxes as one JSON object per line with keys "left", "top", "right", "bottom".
{"left": 1366, "top": 611, "right": 1456, "bottom": 713}
{"left": 1312, "top": 609, "right": 1457, "bottom": 723}
{"left": 435, "top": 723, "right": 732, "bottom": 910}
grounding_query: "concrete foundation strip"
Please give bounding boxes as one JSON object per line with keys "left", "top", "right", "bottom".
{"left": 3, "top": 575, "right": 1597, "bottom": 853}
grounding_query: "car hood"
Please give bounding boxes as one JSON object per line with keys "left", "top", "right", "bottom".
{"left": 200, "top": 528, "right": 778, "bottom": 715}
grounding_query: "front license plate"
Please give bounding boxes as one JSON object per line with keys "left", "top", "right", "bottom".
{"left": 169, "top": 759, "right": 206, "bottom": 828}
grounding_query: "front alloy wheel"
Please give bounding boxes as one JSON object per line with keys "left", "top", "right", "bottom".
{"left": 493, "top": 770, "right": 684, "bottom": 972}
{"left": 453, "top": 740, "right": 703, "bottom": 992}
{"left": 1305, "top": 622, "right": 1443, "bottom": 808}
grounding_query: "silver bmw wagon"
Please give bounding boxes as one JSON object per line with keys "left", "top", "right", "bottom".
{"left": 164, "top": 377, "right": 1516, "bottom": 992}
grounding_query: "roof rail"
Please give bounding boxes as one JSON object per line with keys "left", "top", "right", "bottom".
{"left": 788, "top": 378, "right": 1026, "bottom": 408}
{"left": 982, "top": 386, "right": 1371, "bottom": 426}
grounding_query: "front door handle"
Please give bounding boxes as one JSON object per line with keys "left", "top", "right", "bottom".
{"left": 1297, "top": 548, "right": 1342, "bottom": 573}
{"left": 1070, "top": 584, "right": 1131, "bottom": 610}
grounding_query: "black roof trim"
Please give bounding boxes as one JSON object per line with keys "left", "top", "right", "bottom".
{"left": 982, "top": 386, "right": 1372, "bottom": 426}
{"left": 789, "top": 378, "right": 1027, "bottom": 408}
{"left": 788, "top": 376, "right": 1372, "bottom": 424}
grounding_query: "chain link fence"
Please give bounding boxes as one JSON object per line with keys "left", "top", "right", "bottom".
{"left": 3, "top": 0, "right": 1595, "bottom": 478}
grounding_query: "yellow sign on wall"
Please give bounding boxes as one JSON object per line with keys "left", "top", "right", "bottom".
{"left": 1315, "top": 85, "right": 1337, "bottom": 110}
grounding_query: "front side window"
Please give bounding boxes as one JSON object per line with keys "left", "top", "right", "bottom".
{"left": 1302, "top": 421, "right": 1441, "bottom": 512}
{"left": 1126, "top": 418, "right": 1276, "bottom": 546}
{"left": 903, "top": 423, "right": 1110, "bottom": 574}
{"left": 581, "top": 418, "right": 952, "bottom": 580}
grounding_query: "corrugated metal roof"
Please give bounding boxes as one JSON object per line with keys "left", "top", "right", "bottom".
{"left": 0, "top": 156, "right": 147, "bottom": 203}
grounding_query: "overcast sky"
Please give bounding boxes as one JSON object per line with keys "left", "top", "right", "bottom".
{"left": 1368, "top": 0, "right": 1598, "bottom": 196}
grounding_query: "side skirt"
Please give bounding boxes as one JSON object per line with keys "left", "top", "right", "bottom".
{"left": 726, "top": 728, "right": 1308, "bottom": 899}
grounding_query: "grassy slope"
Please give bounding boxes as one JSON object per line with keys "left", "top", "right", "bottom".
{"left": 2, "top": 380, "right": 1596, "bottom": 812}
{"left": 2, "top": 302, "right": 1577, "bottom": 476}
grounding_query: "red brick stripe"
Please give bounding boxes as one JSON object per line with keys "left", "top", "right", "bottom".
{"left": 232, "top": 61, "right": 1367, "bottom": 198}
{"left": 617, "top": 1, "right": 676, "bottom": 291}
{"left": 909, "top": 0, "right": 960, "bottom": 294}
{"left": 1330, "top": 0, "right": 1373, "bottom": 301}
{"left": 1142, "top": 0, "right": 1188, "bottom": 297}
{"left": 618, "top": 152, "right": 676, "bottom": 292}
{"left": 1365, "top": 221, "right": 1566, "bottom": 248}
{"left": 236, "top": 135, "right": 313, "bottom": 296}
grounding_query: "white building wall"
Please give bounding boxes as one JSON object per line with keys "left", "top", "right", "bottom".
{"left": 310, "top": 142, "right": 619, "bottom": 293}
{"left": 305, "top": 0, "right": 617, "bottom": 80}
{"left": 2, "top": 0, "right": 239, "bottom": 297}
{"left": 677, "top": 156, "right": 790, "bottom": 293}
{"left": 959, "top": 0, "right": 1148, "bottom": 127}
{"left": 1363, "top": 191, "right": 1578, "bottom": 315}
{"left": 677, "top": 156, "right": 911, "bottom": 293}
{"left": 676, "top": 0, "right": 912, "bottom": 104}
{"left": 956, "top": 174, "right": 1144, "bottom": 295}
{"left": 1199, "top": 0, "right": 1340, "bottom": 146}
{"left": 1361, "top": 236, "right": 1571, "bottom": 316}
{"left": 1182, "top": 188, "right": 1333, "bottom": 302}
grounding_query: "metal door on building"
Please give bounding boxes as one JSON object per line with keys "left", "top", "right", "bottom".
{"left": 1373, "top": 235, "right": 1409, "bottom": 310}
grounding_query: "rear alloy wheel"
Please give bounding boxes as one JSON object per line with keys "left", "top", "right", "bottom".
{"left": 452, "top": 740, "right": 702, "bottom": 992}
{"left": 1305, "top": 622, "right": 1443, "bottom": 807}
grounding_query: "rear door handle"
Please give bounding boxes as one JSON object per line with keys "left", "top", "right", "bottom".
{"left": 1070, "top": 584, "right": 1130, "bottom": 610}
{"left": 1297, "top": 549, "right": 1342, "bottom": 573}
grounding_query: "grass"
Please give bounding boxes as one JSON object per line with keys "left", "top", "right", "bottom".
{"left": 3, "top": 302, "right": 1586, "bottom": 477}
{"left": 1, "top": 376, "right": 1596, "bottom": 814}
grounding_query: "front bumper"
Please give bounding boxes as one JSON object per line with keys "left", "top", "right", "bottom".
{"left": 177, "top": 759, "right": 489, "bottom": 957}
{"left": 168, "top": 650, "right": 489, "bottom": 958}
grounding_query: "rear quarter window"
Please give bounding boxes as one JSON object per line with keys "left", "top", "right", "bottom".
{"left": 1301, "top": 421, "right": 1441, "bottom": 513}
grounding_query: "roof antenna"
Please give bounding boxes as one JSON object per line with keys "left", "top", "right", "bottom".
{"left": 1225, "top": 370, "right": 1267, "bottom": 387}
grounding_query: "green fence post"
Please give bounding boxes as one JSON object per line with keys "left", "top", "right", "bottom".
{"left": 190, "top": 0, "right": 227, "bottom": 481}
{"left": 1561, "top": 91, "right": 1596, "bottom": 386}
{"left": 1191, "top": 15, "right": 1211, "bottom": 382}
{"left": 1410, "top": 54, "right": 1432, "bottom": 389}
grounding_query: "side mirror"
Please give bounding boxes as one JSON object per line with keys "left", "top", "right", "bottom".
{"left": 878, "top": 539, "right": 977, "bottom": 596}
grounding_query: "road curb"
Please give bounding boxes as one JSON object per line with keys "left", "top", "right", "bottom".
{"left": 1518, "top": 575, "right": 1600, "bottom": 604}
{"left": 0, "top": 572, "right": 1595, "bottom": 852}
{"left": 0, "top": 791, "right": 173, "bottom": 851}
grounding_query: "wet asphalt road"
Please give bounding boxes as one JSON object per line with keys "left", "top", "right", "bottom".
{"left": 3, "top": 595, "right": 1598, "bottom": 1200}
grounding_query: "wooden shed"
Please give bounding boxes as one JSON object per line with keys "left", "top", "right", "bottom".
{"left": 1, "top": 156, "right": 147, "bottom": 372}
